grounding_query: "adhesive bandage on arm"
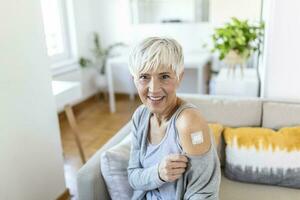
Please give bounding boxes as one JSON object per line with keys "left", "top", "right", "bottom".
{"left": 191, "top": 131, "right": 204, "bottom": 145}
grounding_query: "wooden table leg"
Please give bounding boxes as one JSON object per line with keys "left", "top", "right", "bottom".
{"left": 64, "top": 105, "right": 86, "bottom": 164}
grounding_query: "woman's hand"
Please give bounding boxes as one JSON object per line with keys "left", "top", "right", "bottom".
{"left": 158, "top": 154, "right": 188, "bottom": 182}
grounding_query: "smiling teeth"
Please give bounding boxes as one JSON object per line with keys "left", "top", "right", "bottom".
{"left": 149, "top": 96, "right": 164, "bottom": 101}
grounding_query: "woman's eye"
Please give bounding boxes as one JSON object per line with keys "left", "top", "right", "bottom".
{"left": 161, "top": 74, "right": 170, "bottom": 79}
{"left": 139, "top": 75, "right": 150, "bottom": 81}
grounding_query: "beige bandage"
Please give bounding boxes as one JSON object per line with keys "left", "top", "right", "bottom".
{"left": 191, "top": 131, "right": 204, "bottom": 145}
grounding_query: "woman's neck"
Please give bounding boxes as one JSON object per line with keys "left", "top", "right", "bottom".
{"left": 152, "top": 97, "right": 181, "bottom": 126}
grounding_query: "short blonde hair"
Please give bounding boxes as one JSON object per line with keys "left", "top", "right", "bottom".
{"left": 128, "top": 37, "right": 184, "bottom": 79}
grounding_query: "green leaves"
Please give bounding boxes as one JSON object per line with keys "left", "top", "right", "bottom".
{"left": 211, "top": 17, "right": 264, "bottom": 60}
{"left": 92, "top": 32, "right": 105, "bottom": 59}
{"left": 79, "top": 57, "right": 92, "bottom": 68}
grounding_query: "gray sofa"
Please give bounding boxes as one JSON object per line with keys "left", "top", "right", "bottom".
{"left": 77, "top": 94, "right": 300, "bottom": 200}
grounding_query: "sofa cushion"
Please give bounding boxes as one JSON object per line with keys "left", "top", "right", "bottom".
{"left": 262, "top": 101, "right": 300, "bottom": 130}
{"left": 100, "top": 134, "right": 133, "bottom": 200}
{"left": 179, "top": 94, "right": 262, "bottom": 127}
{"left": 223, "top": 126, "right": 300, "bottom": 189}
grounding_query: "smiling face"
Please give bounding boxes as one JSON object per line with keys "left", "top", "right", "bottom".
{"left": 134, "top": 67, "right": 182, "bottom": 116}
{"left": 129, "top": 37, "right": 185, "bottom": 116}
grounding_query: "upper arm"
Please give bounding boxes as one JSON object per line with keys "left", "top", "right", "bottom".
{"left": 176, "top": 108, "right": 211, "bottom": 156}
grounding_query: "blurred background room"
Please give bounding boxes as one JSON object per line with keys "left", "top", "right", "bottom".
{"left": 1, "top": 0, "right": 300, "bottom": 199}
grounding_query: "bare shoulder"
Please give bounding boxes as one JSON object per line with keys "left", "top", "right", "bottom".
{"left": 176, "top": 108, "right": 211, "bottom": 156}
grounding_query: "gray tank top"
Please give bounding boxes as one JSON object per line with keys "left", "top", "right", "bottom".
{"left": 141, "top": 102, "right": 196, "bottom": 200}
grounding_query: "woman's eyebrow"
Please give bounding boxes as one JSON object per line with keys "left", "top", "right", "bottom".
{"left": 159, "top": 72, "right": 171, "bottom": 75}
{"left": 139, "top": 73, "right": 149, "bottom": 76}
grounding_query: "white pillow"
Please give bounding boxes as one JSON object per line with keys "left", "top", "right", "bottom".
{"left": 100, "top": 134, "right": 133, "bottom": 200}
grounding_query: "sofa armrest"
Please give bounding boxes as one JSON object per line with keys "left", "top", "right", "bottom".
{"left": 77, "top": 122, "right": 132, "bottom": 200}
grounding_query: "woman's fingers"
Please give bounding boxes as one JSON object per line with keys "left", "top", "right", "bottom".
{"left": 158, "top": 154, "right": 189, "bottom": 182}
{"left": 166, "top": 154, "right": 188, "bottom": 169}
{"left": 167, "top": 154, "right": 188, "bottom": 163}
{"left": 167, "top": 168, "right": 186, "bottom": 175}
{"left": 167, "top": 161, "right": 187, "bottom": 169}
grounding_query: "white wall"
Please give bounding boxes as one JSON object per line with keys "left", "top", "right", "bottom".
{"left": 210, "top": 0, "right": 261, "bottom": 27}
{"left": 0, "top": 1, "right": 66, "bottom": 199}
{"left": 73, "top": 0, "right": 95, "bottom": 59}
{"left": 130, "top": 23, "right": 213, "bottom": 52}
{"left": 89, "top": 0, "right": 132, "bottom": 46}
{"left": 262, "top": 0, "right": 300, "bottom": 101}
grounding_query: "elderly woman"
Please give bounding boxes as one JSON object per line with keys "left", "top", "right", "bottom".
{"left": 127, "top": 37, "right": 220, "bottom": 200}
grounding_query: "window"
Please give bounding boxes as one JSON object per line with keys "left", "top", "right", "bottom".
{"left": 41, "top": 0, "right": 77, "bottom": 67}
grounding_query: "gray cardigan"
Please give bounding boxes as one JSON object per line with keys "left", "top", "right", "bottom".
{"left": 127, "top": 105, "right": 221, "bottom": 200}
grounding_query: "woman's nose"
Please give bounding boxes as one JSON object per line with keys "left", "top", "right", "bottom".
{"left": 148, "top": 78, "right": 160, "bottom": 93}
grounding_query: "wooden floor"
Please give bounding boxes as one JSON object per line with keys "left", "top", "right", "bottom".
{"left": 59, "top": 94, "right": 141, "bottom": 199}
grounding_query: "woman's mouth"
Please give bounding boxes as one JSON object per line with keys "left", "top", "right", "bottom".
{"left": 147, "top": 96, "right": 165, "bottom": 104}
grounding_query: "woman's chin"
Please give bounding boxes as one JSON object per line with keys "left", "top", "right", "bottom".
{"left": 146, "top": 97, "right": 165, "bottom": 111}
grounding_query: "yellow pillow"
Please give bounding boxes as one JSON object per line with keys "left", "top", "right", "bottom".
{"left": 208, "top": 123, "right": 224, "bottom": 147}
{"left": 223, "top": 126, "right": 300, "bottom": 188}
{"left": 224, "top": 126, "right": 300, "bottom": 151}
{"left": 277, "top": 126, "right": 300, "bottom": 151}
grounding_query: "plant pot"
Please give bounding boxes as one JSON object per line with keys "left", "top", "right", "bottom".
{"left": 223, "top": 50, "right": 247, "bottom": 78}
{"left": 94, "top": 74, "right": 107, "bottom": 90}
{"left": 223, "top": 50, "right": 246, "bottom": 65}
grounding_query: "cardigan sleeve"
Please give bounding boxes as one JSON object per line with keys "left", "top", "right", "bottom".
{"left": 182, "top": 146, "right": 221, "bottom": 200}
{"left": 127, "top": 107, "right": 165, "bottom": 191}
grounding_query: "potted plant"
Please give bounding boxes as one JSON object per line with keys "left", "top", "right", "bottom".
{"left": 79, "top": 33, "right": 127, "bottom": 89}
{"left": 211, "top": 17, "right": 264, "bottom": 76}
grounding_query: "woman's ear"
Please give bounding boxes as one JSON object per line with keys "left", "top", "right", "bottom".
{"left": 179, "top": 72, "right": 184, "bottom": 82}
{"left": 177, "top": 72, "right": 184, "bottom": 88}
